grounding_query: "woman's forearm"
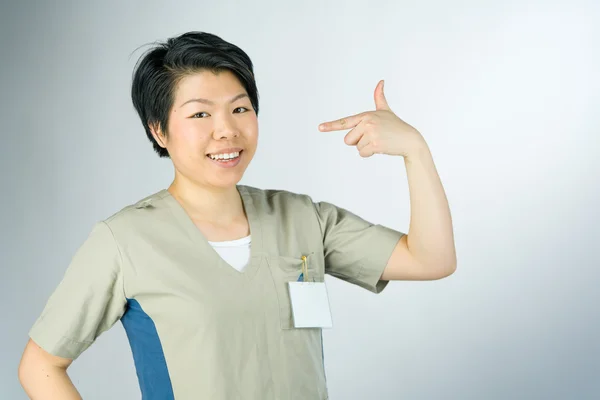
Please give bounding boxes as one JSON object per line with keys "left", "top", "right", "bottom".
{"left": 404, "top": 144, "right": 456, "bottom": 270}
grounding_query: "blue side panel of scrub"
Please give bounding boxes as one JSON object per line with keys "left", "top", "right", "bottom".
{"left": 121, "top": 298, "right": 175, "bottom": 400}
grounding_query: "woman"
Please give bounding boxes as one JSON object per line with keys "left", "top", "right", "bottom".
{"left": 18, "top": 31, "right": 456, "bottom": 399}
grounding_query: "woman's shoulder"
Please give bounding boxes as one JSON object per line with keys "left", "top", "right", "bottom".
{"left": 97, "top": 189, "right": 173, "bottom": 233}
{"left": 239, "top": 185, "right": 316, "bottom": 207}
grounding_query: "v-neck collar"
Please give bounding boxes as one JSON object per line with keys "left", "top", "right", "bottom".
{"left": 160, "top": 185, "right": 263, "bottom": 280}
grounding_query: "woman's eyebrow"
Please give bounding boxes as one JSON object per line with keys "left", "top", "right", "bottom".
{"left": 179, "top": 93, "right": 248, "bottom": 108}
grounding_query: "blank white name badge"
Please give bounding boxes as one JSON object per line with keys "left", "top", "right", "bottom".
{"left": 288, "top": 281, "right": 333, "bottom": 328}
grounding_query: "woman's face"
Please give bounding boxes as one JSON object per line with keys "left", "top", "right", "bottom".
{"left": 153, "top": 69, "right": 258, "bottom": 190}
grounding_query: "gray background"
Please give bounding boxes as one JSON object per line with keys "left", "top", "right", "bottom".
{"left": 2, "top": 0, "right": 599, "bottom": 399}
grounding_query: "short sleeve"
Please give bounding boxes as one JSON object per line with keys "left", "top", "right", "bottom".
{"left": 28, "top": 221, "right": 127, "bottom": 360}
{"left": 313, "top": 201, "right": 405, "bottom": 293}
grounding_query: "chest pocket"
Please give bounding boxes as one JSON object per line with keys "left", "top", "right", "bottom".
{"left": 267, "top": 252, "right": 325, "bottom": 329}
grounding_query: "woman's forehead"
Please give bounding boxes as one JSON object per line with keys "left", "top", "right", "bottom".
{"left": 174, "top": 70, "right": 246, "bottom": 103}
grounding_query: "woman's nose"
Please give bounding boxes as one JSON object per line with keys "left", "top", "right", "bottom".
{"left": 213, "top": 115, "right": 239, "bottom": 139}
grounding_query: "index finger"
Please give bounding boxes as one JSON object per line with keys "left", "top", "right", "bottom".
{"left": 318, "top": 112, "right": 366, "bottom": 132}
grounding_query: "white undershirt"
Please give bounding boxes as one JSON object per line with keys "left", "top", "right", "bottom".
{"left": 207, "top": 235, "right": 252, "bottom": 272}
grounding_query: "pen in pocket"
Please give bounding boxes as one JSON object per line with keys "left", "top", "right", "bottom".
{"left": 297, "top": 255, "right": 308, "bottom": 281}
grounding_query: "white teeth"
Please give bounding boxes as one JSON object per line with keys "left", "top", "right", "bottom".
{"left": 209, "top": 151, "right": 240, "bottom": 160}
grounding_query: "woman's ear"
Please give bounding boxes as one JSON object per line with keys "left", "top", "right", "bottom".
{"left": 149, "top": 122, "right": 167, "bottom": 149}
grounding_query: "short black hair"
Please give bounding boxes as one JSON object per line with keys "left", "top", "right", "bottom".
{"left": 131, "top": 31, "right": 259, "bottom": 158}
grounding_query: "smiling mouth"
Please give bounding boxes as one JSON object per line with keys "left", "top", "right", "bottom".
{"left": 206, "top": 150, "right": 242, "bottom": 162}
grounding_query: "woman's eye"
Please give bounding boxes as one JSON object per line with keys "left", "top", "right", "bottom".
{"left": 192, "top": 112, "right": 209, "bottom": 118}
{"left": 234, "top": 107, "right": 248, "bottom": 113}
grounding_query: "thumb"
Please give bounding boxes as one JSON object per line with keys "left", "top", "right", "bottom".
{"left": 374, "top": 80, "right": 391, "bottom": 111}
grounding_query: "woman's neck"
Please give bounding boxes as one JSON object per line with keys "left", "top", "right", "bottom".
{"left": 167, "top": 179, "right": 244, "bottom": 225}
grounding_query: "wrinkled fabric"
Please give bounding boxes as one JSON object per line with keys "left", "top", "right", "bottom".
{"left": 29, "top": 185, "right": 404, "bottom": 399}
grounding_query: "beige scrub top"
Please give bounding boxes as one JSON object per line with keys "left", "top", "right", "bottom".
{"left": 28, "top": 185, "right": 404, "bottom": 400}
